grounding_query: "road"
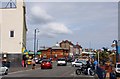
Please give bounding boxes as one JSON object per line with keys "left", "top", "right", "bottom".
{"left": 2, "top": 62, "right": 97, "bottom": 79}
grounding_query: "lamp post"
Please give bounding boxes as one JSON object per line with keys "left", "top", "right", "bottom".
{"left": 34, "top": 28, "right": 39, "bottom": 59}
{"left": 37, "top": 39, "right": 39, "bottom": 51}
{"left": 112, "top": 40, "right": 119, "bottom": 62}
{"left": 98, "top": 51, "right": 99, "bottom": 66}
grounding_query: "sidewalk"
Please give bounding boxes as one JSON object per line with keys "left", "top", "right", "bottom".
{"left": 9, "top": 64, "right": 41, "bottom": 73}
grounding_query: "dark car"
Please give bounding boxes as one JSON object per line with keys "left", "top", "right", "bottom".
{"left": 41, "top": 59, "right": 52, "bottom": 69}
{"left": 66, "top": 57, "right": 74, "bottom": 62}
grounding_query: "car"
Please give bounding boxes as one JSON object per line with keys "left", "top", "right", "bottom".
{"left": 41, "top": 59, "right": 52, "bottom": 69}
{"left": 34, "top": 58, "right": 39, "bottom": 64}
{"left": 38, "top": 59, "right": 43, "bottom": 64}
{"left": 57, "top": 58, "right": 67, "bottom": 66}
{"left": 79, "top": 60, "right": 87, "bottom": 65}
{"left": 71, "top": 60, "right": 83, "bottom": 67}
{"left": 66, "top": 57, "right": 74, "bottom": 62}
{"left": 115, "top": 62, "right": 120, "bottom": 77}
{"left": 0, "top": 63, "right": 9, "bottom": 75}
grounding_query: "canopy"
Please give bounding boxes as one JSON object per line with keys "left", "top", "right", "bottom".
{"left": 82, "top": 52, "right": 96, "bottom": 55}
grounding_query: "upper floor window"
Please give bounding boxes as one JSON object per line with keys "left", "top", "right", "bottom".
{"left": 0, "top": 0, "right": 16, "bottom": 9}
{"left": 10, "top": 30, "right": 14, "bottom": 37}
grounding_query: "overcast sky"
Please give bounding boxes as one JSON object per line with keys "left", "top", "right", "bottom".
{"left": 25, "top": 1, "right": 118, "bottom": 51}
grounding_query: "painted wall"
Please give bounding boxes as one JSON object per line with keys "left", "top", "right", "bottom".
{"left": 0, "top": 0, "right": 27, "bottom": 54}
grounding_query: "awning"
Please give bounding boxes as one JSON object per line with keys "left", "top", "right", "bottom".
{"left": 28, "top": 52, "right": 34, "bottom": 54}
{"left": 37, "top": 52, "right": 41, "bottom": 54}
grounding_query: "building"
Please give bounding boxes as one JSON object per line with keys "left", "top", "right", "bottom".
{"left": 73, "top": 42, "right": 82, "bottom": 55}
{"left": 0, "top": 0, "right": 27, "bottom": 64}
{"left": 37, "top": 43, "right": 69, "bottom": 61}
{"left": 59, "top": 40, "right": 82, "bottom": 57}
{"left": 60, "top": 40, "right": 74, "bottom": 57}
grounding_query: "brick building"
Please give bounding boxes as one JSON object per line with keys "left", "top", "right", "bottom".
{"left": 60, "top": 40, "right": 82, "bottom": 57}
{"left": 37, "top": 45, "right": 69, "bottom": 61}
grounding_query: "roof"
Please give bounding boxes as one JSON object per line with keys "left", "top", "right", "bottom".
{"left": 82, "top": 52, "right": 96, "bottom": 55}
{"left": 37, "top": 47, "right": 50, "bottom": 52}
{"left": 60, "top": 40, "right": 74, "bottom": 46}
{"left": 52, "top": 46, "right": 63, "bottom": 50}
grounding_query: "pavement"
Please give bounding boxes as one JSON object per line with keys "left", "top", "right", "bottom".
{"left": 9, "top": 64, "right": 41, "bottom": 73}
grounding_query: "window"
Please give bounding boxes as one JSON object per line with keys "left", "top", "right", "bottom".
{"left": 10, "top": 30, "right": 14, "bottom": 37}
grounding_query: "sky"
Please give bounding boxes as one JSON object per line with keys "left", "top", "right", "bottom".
{"left": 25, "top": 1, "right": 118, "bottom": 51}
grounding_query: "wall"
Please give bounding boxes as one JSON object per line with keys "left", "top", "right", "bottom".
{"left": 0, "top": 0, "right": 26, "bottom": 54}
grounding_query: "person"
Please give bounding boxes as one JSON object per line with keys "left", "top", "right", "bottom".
{"left": 25, "top": 60, "right": 27, "bottom": 68}
{"left": 22, "top": 60, "right": 24, "bottom": 67}
{"left": 86, "top": 60, "right": 91, "bottom": 75}
{"left": 96, "top": 66, "right": 106, "bottom": 79}
{"left": 32, "top": 58, "right": 36, "bottom": 69}
{"left": 93, "top": 59, "right": 98, "bottom": 70}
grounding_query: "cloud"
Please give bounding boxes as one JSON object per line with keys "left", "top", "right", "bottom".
{"left": 38, "top": 22, "right": 72, "bottom": 38}
{"left": 28, "top": 5, "right": 53, "bottom": 24}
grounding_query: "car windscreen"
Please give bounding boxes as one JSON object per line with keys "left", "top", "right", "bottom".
{"left": 58, "top": 59, "right": 65, "bottom": 61}
{"left": 42, "top": 60, "right": 50, "bottom": 63}
{"left": 117, "top": 64, "right": 120, "bottom": 68}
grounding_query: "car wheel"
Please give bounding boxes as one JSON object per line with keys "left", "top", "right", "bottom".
{"left": 73, "top": 64, "right": 76, "bottom": 67}
{"left": 5, "top": 69, "right": 8, "bottom": 75}
{"left": 76, "top": 69, "right": 81, "bottom": 75}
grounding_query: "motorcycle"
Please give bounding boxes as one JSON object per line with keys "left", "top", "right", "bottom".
{"left": 76, "top": 64, "right": 95, "bottom": 76}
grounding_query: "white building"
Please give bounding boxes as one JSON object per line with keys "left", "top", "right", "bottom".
{"left": 0, "top": 0, "right": 27, "bottom": 63}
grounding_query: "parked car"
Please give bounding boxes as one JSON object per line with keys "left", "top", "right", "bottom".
{"left": 115, "top": 62, "right": 120, "bottom": 77}
{"left": 71, "top": 60, "right": 83, "bottom": 67}
{"left": 41, "top": 59, "right": 52, "bottom": 69}
{"left": 57, "top": 58, "right": 67, "bottom": 66}
{"left": 0, "top": 63, "right": 9, "bottom": 75}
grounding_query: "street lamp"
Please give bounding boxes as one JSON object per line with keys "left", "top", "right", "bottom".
{"left": 34, "top": 28, "right": 39, "bottom": 59}
{"left": 112, "top": 40, "right": 119, "bottom": 62}
{"left": 37, "top": 39, "right": 39, "bottom": 51}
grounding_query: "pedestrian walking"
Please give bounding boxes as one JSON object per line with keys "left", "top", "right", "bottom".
{"left": 32, "top": 59, "right": 36, "bottom": 69}
{"left": 22, "top": 60, "right": 24, "bottom": 67}
{"left": 93, "top": 59, "right": 98, "bottom": 70}
{"left": 25, "top": 60, "right": 28, "bottom": 68}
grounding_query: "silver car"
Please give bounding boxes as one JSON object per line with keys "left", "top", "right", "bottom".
{"left": 0, "top": 63, "right": 9, "bottom": 75}
{"left": 71, "top": 61, "right": 83, "bottom": 67}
